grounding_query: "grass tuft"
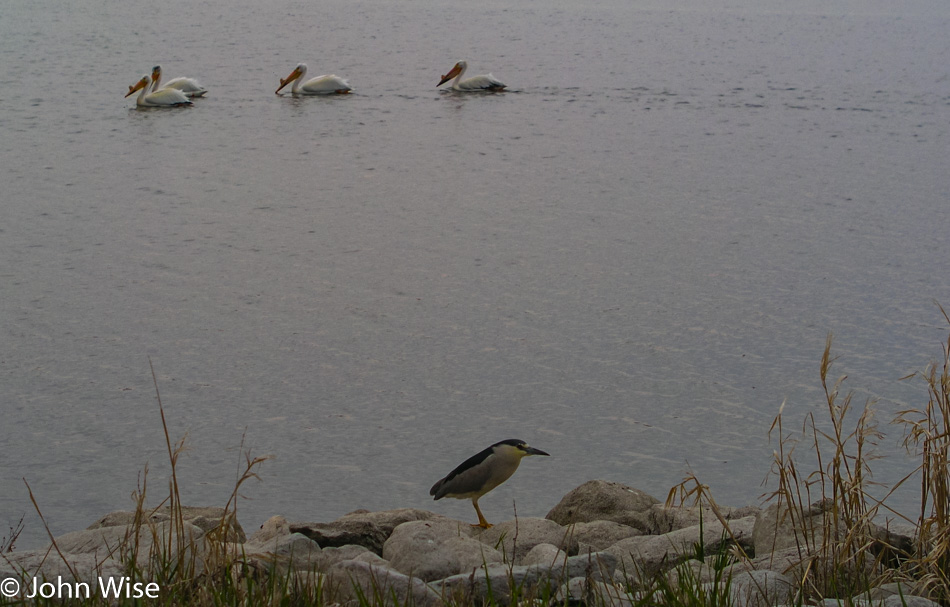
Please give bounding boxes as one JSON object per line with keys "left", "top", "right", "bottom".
{"left": 893, "top": 303, "right": 950, "bottom": 604}
{"left": 760, "top": 333, "right": 886, "bottom": 600}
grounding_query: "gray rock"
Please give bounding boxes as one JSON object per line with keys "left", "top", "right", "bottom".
{"left": 246, "top": 515, "right": 292, "bottom": 548}
{"left": 664, "top": 559, "right": 720, "bottom": 587}
{"left": 607, "top": 516, "right": 755, "bottom": 580}
{"left": 286, "top": 569, "right": 328, "bottom": 594}
{"left": 557, "top": 577, "right": 635, "bottom": 607}
{"left": 314, "top": 544, "right": 376, "bottom": 571}
{"left": 546, "top": 480, "right": 659, "bottom": 532}
{"left": 382, "top": 519, "right": 503, "bottom": 581}
{"left": 752, "top": 499, "right": 847, "bottom": 556}
{"left": 87, "top": 506, "right": 245, "bottom": 542}
{"left": 818, "top": 595, "right": 944, "bottom": 607}
{"left": 866, "top": 582, "right": 934, "bottom": 602}
{"left": 0, "top": 552, "right": 126, "bottom": 595}
{"left": 327, "top": 559, "right": 441, "bottom": 607}
{"left": 353, "top": 551, "right": 391, "bottom": 566}
{"left": 649, "top": 504, "right": 760, "bottom": 535}
{"left": 50, "top": 519, "right": 208, "bottom": 573}
{"left": 241, "top": 532, "right": 323, "bottom": 571}
{"left": 742, "top": 546, "right": 808, "bottom": 576}
{"left": 869, "top": 523, "right": 915, "bottom": 567}
{"left": 291, "top": 519, "right": 389, "bottom": 555}
{"left": 474, "top": 517, "right": 579, "bottom": 564}
{"left": 882, "top": 596, "right": 942, "bottom": 607}
{"left": 522, "top": 543, "right": 567, "bottom": 567}
{"left": 433, "top": 551, "right": 619, "bottom": 605}
{"left": 291, "top": 508, "right": 442, "bottom": 555}
{"left": 728, "top": 570, "right": 797, "bottom": 607}
{"left": 568, "top": 520, "right": 643, "bottom": 551}
{"left": 335, "top": 508, "right": 446, "bottom": 535}
{"left": 87, "top": 510, "right": 164, "bottom": 529}
{"left": 555, "top": 551, "right": 619, "bottom": 583}
{"left": 434, "top": 562, "right": 555, "bottom": 605}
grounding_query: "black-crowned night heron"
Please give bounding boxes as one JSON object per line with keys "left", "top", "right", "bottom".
{"left": 429, "top": 439, "right": 549, "bottom": 528}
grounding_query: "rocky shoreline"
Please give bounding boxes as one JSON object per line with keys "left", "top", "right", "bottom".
{"left": 0, "top": 480, "right": 935, "bottom": 606}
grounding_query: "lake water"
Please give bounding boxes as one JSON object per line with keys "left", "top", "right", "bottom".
{"left": 1, "top": 0, "right": 949, "bottom": 549}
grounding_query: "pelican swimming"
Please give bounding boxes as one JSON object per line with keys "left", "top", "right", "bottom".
{"left": 275, "top": 63, "right": 352, "bottom": 95}
{"left": 437, "top": 61, "right": 506, "bottom": 91}
{"left": 125, "top": 74, "right": 192, "bottom": 107}
{"left": 150, "top": 65, "right": 207, "bottom": 98}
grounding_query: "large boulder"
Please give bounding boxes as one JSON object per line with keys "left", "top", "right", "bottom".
{"left": 313, "top": 544, "right": 377, "bottom": 572}
{"left": 522, "top": 543, "right": 568, "bottom": 567}
{"left": 546, "top": 481, "right": 659, "bottom": 531}
{"left": 327, "top": 559, "right": 441, "bottom": 607}
{"left": 243, "top": 516, "right": 380, "bottom": 574}
{"left": 434, "top": 562, "right": 555, "bottom": 606}
{"left": 606, "top": 516, "right": 756, "bottom": 580}
{"left": 246, "top": 515, "right": 292, "bottom": 549}
{"left": 0, "top": 551, "right": 126, "bottom": 594}
{"left": 752, "top": 498, "right": 849, "bottom": 556}
{"left": 334, "top": 508, "right": 445, "bottom": 535}
{"left": 568, "top": 520, "right": 643, "bottom": 551}
{"left": 1, "top": 517, "right": 211, "bottom": 587}
{"left": 433, "top": 552, "right": 618, "bottom": 606}
{"left": 88, "top": 506, "right": 245, "bottom": 542}
{"left": 648, "top": 504, "right": 760, "bottom": 535}
{"left": 878, "top": 596, "right": 942, "bottom": 607}
{"left": 241, "top": 532, "right": 324, "bottom": 572}
{"left": 291, "top": 508, "right": 441, "bottom": 555}
{"left": 54, "top": 519, "right": 208, "bottom": 572}
{"left": 869, "top": 523, "right": 915, "bottom": 568}
{"left": 734, "top": 545, "right": 812, "bottom": 580}
{"left": 664, "top": 558, "right": 720, "bottom": 588}
{"left": 728, "top": 570, "right": 797, "bottom": 607}
{"left": 382, "top": 519, "right": 503, "bottom": 581}
{"left": 556, "top": 577, "right": 635, "bottom": 607}
{"left": 291, "top": 520, "right": 389, "bottom": 555}
{"left": 815, "top": 596, "right": 942, "bottom": 607}
{"left": 474, "top": 517, "right": 579, "bottom": 564}
{"left": 554, "top": 551, "right": 619, "bottom": 583}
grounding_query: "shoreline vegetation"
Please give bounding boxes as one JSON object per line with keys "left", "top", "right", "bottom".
{"left": 2, "top": 317, "right": 949, "bottom": 606}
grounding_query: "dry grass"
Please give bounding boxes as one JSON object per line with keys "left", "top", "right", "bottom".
{"left": 666, "top": 316, "right": 950, "bottom": 605}
{"left": 762, "top": 333, "right": 887, "bottom": 600}
{"left": 894, "top": 304, "right": 950, "bottom": 604}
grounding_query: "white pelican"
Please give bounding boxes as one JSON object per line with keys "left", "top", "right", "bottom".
{"left": 151, "top": 65, "right": 207, "bottom": 98}
{"left": 437, "top": 61, "right": 506, "bottom": 91}
{"left": 125, "top": 74, "right": 192, "bottom": 107}
{"left": 275, "top": 63, "right": 352, "bottom": 95}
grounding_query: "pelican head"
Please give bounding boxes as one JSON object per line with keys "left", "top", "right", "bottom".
{"left": 151, "top": 65, "right": 162, "bottom": 81}
{"left": 276, "top": 63, "right": 306, "bottom": 94}
{"left": 438, "top": 61, "right": 466, "bottom": 87}
{"left": 125, "top": 75, "right": 150, "bottom": 97}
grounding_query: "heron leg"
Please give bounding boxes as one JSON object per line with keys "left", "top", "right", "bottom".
{"left": 471, "top": 498, "right": 492, "bottom": 528}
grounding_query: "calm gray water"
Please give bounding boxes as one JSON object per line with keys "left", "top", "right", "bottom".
{"left": 2, "top": 0, "right": 949, "bottom": 549}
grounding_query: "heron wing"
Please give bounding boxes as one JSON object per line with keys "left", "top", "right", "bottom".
{"left": 430, "top": 445, "right": 495, "bottom": 499}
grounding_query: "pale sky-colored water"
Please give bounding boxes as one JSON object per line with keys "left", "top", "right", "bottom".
{"left": 1, "top": 0, "right": 949, "bottom": 549}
